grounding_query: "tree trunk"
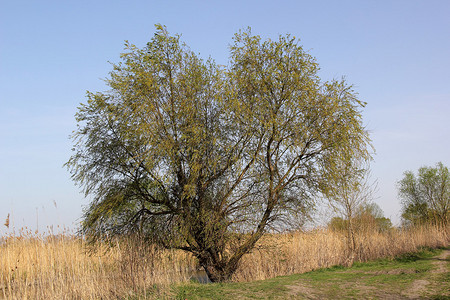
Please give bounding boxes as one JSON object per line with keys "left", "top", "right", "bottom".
{"left": 202, "top": 264, "right": 234, "bottom": 283}
{"left": 347, "top": 217, "right": 356, "bottom": 264}
{"left": 197, "top": 256, "right": 238, "bottom": 283}
{"left": 195, "top": 230, "right": 265, "bottom": 282}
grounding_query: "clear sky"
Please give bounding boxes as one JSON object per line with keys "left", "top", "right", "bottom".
{"left": 1, "top": 0, "right": 449, "bottom": 235}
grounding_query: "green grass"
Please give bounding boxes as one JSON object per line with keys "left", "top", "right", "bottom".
{"left": 146, "top": 247, "right": 449, "bottom": 299}
{"left": 173, "top": 275, "right": 298, "bottom": 300}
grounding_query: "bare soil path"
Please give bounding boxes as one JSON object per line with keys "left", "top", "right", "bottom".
{"left": 287, "top": 248, "right": 450, "bottom": 299}
{"left": 402, "top": 249, "right": 450, "bottom": 299}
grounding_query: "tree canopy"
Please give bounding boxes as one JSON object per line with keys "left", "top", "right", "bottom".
{"left": 398, "top": 162, "right": 450, "bottom": 226}
{"left": 66, "top": 25, "right": 372, "bottom": 282}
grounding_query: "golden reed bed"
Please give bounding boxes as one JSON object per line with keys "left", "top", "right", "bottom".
{"left": 1, "top": 225, "right": 448, "bottom": 299}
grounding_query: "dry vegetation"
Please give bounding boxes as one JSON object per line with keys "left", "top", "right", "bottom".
{"left": 0, "top": 229, "right": 197, "bottom": 299}
{"left": 234, "top": 224, "right": 448, "bottom": 282}
{"left": 1, "top": 225, "right": 448, "bottom": 299}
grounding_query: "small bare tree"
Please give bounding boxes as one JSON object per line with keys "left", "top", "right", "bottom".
{"left": 327, "top": 161, "right": 376, "bottom": 260}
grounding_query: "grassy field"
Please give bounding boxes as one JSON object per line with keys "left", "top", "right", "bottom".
{"left": 171, "top": 247, "right": 450, "bottom": 299}
{"left": 1, "top": 225, "right": 448, "bottom": 299}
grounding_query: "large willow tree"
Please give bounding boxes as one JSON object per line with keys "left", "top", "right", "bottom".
{"left": 67, "top": 25, "right": 371, "bottom": 282}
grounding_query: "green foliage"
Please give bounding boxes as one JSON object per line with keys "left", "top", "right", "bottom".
{"left": 328, "top": 217, "right": 348, "bottom": 232}
{"left": 66, "top": 25, "right": 372, "bottom": 282}
{"left": 375, "top": 217, "right": 393, "bottom": 232}
{"left": 398, "top": 162, "right": 450, "bottom": 226}
{"left": 328, "top": 203, "right": 392, "bottom": 233}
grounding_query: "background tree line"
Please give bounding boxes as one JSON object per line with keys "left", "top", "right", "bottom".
{"left": 398, "top": 162, "right": 449, "bottom": 227}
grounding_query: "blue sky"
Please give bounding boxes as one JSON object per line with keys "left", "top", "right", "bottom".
{"left": 1, "top": 0, "right": 449, "bottom": 234}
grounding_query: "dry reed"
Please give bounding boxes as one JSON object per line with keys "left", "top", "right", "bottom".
{"left": 234, "top": 224, "right": 449, "bottom": 282}
{"left": 1, "top": 224, "right": 448, "bottom": 299}
{"left": 0, "top": 229, "right": 197, "bottom": 299}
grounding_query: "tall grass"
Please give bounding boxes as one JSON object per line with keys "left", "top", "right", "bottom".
{"left": 1, "top": 225, "right": 448, "bottom": 299}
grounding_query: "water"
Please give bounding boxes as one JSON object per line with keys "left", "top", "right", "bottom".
{"left": 190, "top": 269, "right": 212, "bottom": 283}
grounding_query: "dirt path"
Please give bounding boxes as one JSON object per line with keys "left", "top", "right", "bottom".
{"left": 402, "top": 249, "right": 450, "bottom": 299}
{"left": 402, "top": 279, "right": 431, "bottom": 299}
{"left": 288, "top": 249, "right": 450, "bottom": 299}
{"left": 431, "top": 248, "right": 450, "bottom": 274}
{"left": 402, "top": 250, "right": 450, "bottom": 299}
